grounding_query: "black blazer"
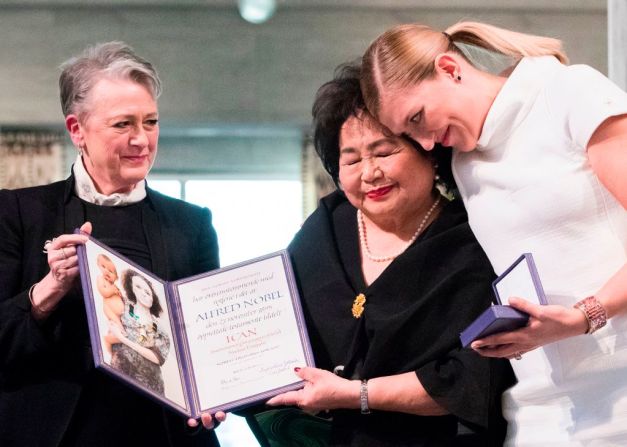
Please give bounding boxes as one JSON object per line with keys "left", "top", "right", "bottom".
{"left": 0, "top": 175, "right": 220, "bottom": 447}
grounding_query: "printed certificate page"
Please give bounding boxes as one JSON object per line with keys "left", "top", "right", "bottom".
{"left": 175, "top": 253, "right": 310, "bottom": 411}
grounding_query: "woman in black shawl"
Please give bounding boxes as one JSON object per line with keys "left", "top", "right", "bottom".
{"left": 266, "top": 63, "right": 515, "bottom": 446}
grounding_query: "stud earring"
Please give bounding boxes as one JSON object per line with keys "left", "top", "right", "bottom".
{"left": 457, "top": 75, "right": 461, "bottom": 81}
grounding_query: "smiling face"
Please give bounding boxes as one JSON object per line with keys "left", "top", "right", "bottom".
{"left": 375, "top": 53, "right": 490, "bottom": 153}
{"left": 131, "top": 275, "right": 154, "bottom": 309}
{"left": 66, "top": 77, "right": 159, "bottom": 195}
{"left": 338, "top": 112, "right": 435, "bottom": 223}
{"left": 378, "top": 73, "right": 483, "bottom": 152}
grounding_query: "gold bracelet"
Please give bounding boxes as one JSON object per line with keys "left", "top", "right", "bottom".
{"left": 28, "top": 283, "right": 56, "bottom": 315}
{"left": 573, "top": 296, "right": 607, "bottom": 334}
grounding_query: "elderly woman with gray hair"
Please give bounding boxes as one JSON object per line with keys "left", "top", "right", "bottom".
{"left": 0, "top": 42, "right": 223, "bottom": 446}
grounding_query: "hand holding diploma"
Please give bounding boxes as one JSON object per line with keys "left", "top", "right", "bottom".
{"left": 31, "top": 222, "right": 91, "bottom": 319}
{"left": 267, "top": 367, "right": 447, "bottom": 416}
{"left": 187, "top": 411, "right": 227, "bottom": 430}
{"left": 267, "top": 367, "right": 359, "bottom": 414}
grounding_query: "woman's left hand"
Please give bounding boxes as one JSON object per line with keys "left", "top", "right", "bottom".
{"left": 187, "top": 411, "right": 227, "bottom": 430}
{"left": 471, "top": 297, "right": 589, "bottom": 359}
{"left": 266, "top": 367, "right": 359, "bottom": 414}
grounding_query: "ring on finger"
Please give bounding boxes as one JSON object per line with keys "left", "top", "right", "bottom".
{"left": 43, "top": 239, "right": 53, "bottom": 254}
{"left": 61, "top": 247, "right": 68, "bottom": 260}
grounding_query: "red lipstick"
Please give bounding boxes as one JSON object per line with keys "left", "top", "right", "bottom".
{"left": 366, "top": 185, "right": 394, "bottom": 200}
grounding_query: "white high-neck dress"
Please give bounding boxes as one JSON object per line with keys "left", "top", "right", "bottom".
{"left": 453, "top": 56, "right": 627, "bottom": 446}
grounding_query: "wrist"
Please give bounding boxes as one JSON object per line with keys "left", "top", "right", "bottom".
{"left": 29, "top": 283, "right": 54, "bottom": 318}
{"left": 571, "top": 306, "right": 590, "bottom": 335}
{"left": 29, "top": 279, "right": 62, "bottom": 317}
{"left": 359, "top": 379, "right": 371, "bottom": 414}
{"left": 339, "top": 379, "right": 361, "bottom": 411}
{"left": 573, "top": 296, "right": 608, "bottom": 334}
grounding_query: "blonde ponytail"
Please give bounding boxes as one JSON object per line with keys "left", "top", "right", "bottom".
{"left": 361, "top": 20, "right": 569, "bottom": 117}
{"left": 445, "top": 21, "right": 568, "bottom": 64}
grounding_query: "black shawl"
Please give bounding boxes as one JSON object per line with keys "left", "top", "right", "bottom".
{"left": 288, "top": 191, "right": 514, "bottom": 446}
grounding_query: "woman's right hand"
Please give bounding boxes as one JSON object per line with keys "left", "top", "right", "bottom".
{"left": 470, "top": 296, "right": 589, "bottom": 358}
{"left": 187, "top": 411, "right": 227, "bottom": 430}
{"left": 30, "top": 222, "right": 91, "bottom": 319}
{"left": 266, "top": 367, "right": 360, "bottom": 413}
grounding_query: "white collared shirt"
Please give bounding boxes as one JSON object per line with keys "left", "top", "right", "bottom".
{"left": 73, "top": 154, "right": 146, "bottom": 206}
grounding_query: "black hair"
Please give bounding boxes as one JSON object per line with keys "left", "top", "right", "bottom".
{"left": 121, "top": 269, "right": 163, "bottom": 318}
{"left": 312, "top": 61, "right": 364, "bottom": 186}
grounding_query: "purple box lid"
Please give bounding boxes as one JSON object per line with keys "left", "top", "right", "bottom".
{"left": 459, "top": 305, "right": 529, "bottom": 348}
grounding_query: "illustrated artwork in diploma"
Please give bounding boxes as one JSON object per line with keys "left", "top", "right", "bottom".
{"left": 77, "top": 232, "right": 314, "bottom": 417}
{"left": 81, "top": 240, "right": 188, "bottom": 411}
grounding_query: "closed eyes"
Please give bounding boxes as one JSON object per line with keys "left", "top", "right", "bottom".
{"left": 409, "top": 110, "right": 423, "bottom": 124}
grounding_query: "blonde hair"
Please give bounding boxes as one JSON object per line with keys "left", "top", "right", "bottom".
{"left": 361, "top": 21, "right": 568, "bottom": 116}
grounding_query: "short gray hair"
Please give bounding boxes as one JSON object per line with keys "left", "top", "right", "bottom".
{"left": 59, "top": 41, "right": 162, "bottom": 118}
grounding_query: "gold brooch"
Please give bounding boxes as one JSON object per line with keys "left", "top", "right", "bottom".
{"left": 352, "top": 293, "right": 366, "bottom": 319}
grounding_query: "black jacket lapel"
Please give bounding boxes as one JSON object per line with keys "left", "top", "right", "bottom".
{"left": 143, "top": 190, "right": 168, "bottom": 279}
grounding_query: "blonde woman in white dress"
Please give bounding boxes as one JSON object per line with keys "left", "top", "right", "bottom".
{"left": 361, "top": 20, "right": 627, "bottom": 446}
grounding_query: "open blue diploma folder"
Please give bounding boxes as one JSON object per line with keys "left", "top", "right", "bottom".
{"left": 460, "top": 253, "right": 547, "bottom": 348}
{"left": 76, "top": 232, "right": 314, "bottom": 418}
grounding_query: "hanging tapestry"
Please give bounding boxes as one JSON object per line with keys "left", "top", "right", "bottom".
{"left": 0, "top": 128, "right": 65, "bottom": 189}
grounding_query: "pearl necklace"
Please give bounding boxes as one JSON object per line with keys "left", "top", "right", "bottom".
{"left": 358, "top": 195, "right": 441, "bottom": 263}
